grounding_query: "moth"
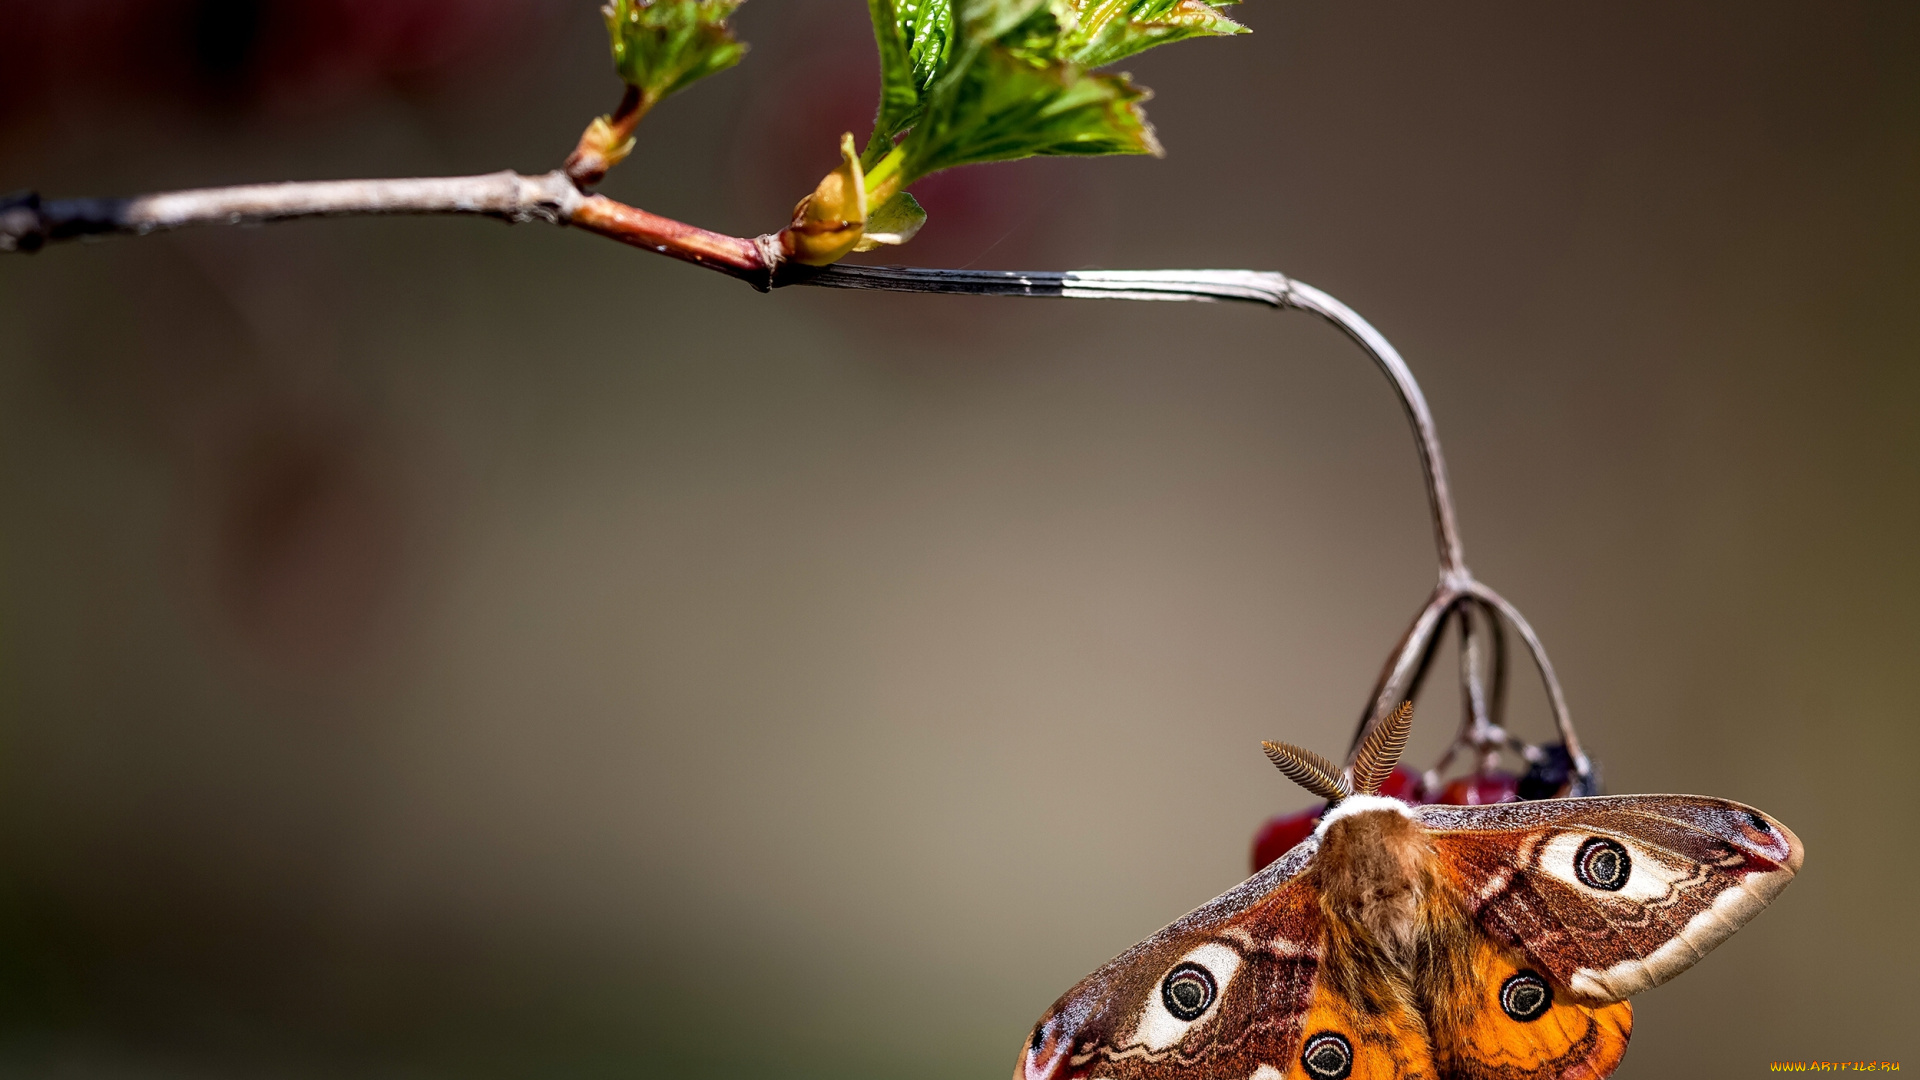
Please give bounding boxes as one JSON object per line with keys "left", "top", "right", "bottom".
{"left": 1017, "top": 703, "right": 1803, "bottom": 1080}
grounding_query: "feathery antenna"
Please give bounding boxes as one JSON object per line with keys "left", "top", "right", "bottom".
{"left": 1352, "top": 700, "right": 1415, "bottom": 796}
{"left": 1262, "top": 741, "right": 1352, "bottom": 802}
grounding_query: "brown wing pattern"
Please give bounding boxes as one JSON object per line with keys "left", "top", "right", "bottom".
{"left": 1018, "top": 835, "right": 1442, "bottom": 1080}
{"left": 1417, "top": 795, "right": 1803, "bottom": 1003}
{"left": 1021, "top": 840, "right": 1330, "bottom": 1080}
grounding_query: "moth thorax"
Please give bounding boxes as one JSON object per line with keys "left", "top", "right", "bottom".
{"left": 1315, "top": 807, "right": 1437, "bottom": 964}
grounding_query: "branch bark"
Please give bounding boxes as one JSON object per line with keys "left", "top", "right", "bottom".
{"left": 1, "top": 170, "right": 782, "bottom": 283}
{"left": 3, "top": 171, "right": 576, "bottom": 248}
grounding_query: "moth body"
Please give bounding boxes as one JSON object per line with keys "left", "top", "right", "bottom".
{"left": 1313, "top": 802, "right": 1433, "bottom": 964}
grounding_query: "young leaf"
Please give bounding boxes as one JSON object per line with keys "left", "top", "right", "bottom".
{"left": 1061, "top": 1, "right": 1247, "bottom": 69}
{"left": 868, "top": 0, "right": 1251, "bottom": 191}
{"left": 605, "top": 0, "right": 749, "bottom": 106}
{"left": 961, "top": 0, "right": 1053, "bottom": 43}
{"left": 853, "top": 192, "right": 928, "bottom": 250}
{"left": 825, "top": 0, "right": 1248, "bottom": 262}
{"left": 866, "top": 0, "right": 959, "bottom": 162}
{"left": 895, "top": 44, "right": 1160, "bottom": 184}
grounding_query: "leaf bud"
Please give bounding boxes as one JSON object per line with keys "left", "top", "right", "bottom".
{"left": 780, "top": 133, "right": 869, "bottom": 267}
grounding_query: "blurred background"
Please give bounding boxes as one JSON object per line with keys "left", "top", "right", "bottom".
{"left": 1, "top": 0, "right": 1915, "bottom": 1075}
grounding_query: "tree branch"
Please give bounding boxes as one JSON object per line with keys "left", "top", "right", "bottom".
{"left": 0, "top": 168, "right": 1591, "bottom": 792}
{"left": 4, "top": 171, "right": 573, "bottom": 246}
{"left": 1464, "top": 579, "right": 1591, "bottom": 788}
{"left": 0, "top": 170, "right": 772, "bottom": 280}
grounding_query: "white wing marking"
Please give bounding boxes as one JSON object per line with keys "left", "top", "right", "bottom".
{"left": 1130, "top": 942, "right": 1244, "bottom": 1051}
{"left": 1566, "top": 870, "right": 1791, "bottom": 999}
{"left": 1537, "top": 832, "right": 1686, "bottom": 903}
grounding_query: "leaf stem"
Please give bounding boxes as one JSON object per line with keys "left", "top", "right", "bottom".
{"left": 861, "top": 147, "right": 909, "bottom": 207}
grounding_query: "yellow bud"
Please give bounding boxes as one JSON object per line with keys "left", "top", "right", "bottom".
{"left": 564, "top": 103, "right": 646, "bottom": 188}
{"left": 581, "top": 116, "right": 638, "bottom": 170}
{"left": 781, "top": 133, "right": 868, "bottom": 267}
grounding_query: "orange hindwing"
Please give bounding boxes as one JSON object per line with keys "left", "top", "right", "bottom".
{"left": 1433, "top": 938, "right": 1631, "bottom": 1080}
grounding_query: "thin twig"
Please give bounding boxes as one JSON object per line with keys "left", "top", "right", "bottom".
{"left": 1279, "top": 281, "right": 1466, "bottom": 579}
{"left": 1458, "top": 604, "right": 1492, "bottom": 753}
{"left": 791, "top": 264, "right": 1291, "bottom": 306}
{"left": 1463, "top": 580, "right": 1591, "bottom": 790}
{"left": 1476, "top": 594, "right": 1510, "bottom": 732}
{"left": 1352, "top": 586, "right": 1461, "bottom": 754}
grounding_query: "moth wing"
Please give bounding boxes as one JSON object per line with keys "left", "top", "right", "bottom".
{"left": 1431, "top": 935, "right": 1632, "bottom": 1080}
{"left": 1287, "top": 967, "right": 1439, "bottom": 1080}
{"left": 1417, "top": 794, "right": 1803, "bottom": 1003}
{"left": 1019, "top": 838, "right": 1438, "bottom": 1080}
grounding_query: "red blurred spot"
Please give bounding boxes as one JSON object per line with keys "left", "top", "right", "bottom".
{"left": 1250, "top": 805, "right": 1321, "bottom": 874}
{"left": 1250, "top": 766, "right": 1427, "bottom": 874}
{"left": 0, "top": 0, "right": 556, "bottom": 125}
{"left": 1439, "top": 770, "right": 1520, "bottom": 806}
{"left": 1375, "top": 765, "right": 1423, "bottom": 802}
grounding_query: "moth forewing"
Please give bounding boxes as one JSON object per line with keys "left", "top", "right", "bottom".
{"left": 1415, "top": 794, "right": 1803, "bottom": 1004}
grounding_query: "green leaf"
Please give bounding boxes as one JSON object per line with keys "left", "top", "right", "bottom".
{"left": 847, "top": 0, "right": 1247, "bottom": 255}
{"left": 958, "top": 0, "right": 1243, "bottom": 67}
{"left": 896, "top": 43, "right": 1160, "bottom": 181}
{"left": 865, "top": 0, "right": 960, "bottom": 163}
{"left": 605, "top": 0, "right": 748, "bottom": 104}
{"left": 1060, "top": 1, "right": 1247, "bottom": 69}
{"left": 853, "top": 192, "right": 929, "bottom": 250}
{"left": 960, "top": 0, "right": 1054, "bottom": 43}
